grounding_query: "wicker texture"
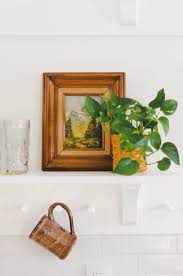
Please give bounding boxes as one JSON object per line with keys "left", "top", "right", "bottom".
{"left": 111, "top": 134, "right": 147, "bottom": 172}
{"left": 29, "top": 202, "right": 77, "bottom": 259}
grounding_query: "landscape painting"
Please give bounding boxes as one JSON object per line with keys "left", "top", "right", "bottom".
{"left": 64, "top": 96, "right": 102, "bottom": 149}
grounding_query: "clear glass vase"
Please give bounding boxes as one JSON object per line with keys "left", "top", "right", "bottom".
{"left": 0, "top": 120, "right": 30, "bottom": 175}
{"left": 0, "top": 120, "right": 5, "bottom": 173}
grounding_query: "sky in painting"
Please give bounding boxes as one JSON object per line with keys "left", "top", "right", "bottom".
{"left": 65, "top": 95, "right": 100, "bottom": 120}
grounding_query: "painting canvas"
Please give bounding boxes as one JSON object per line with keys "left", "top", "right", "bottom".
{"left": 64, "top": 96, "right": 102, "bottom": 149}
{"left": 57, "top": 87, "right": 108, "bottom": 154}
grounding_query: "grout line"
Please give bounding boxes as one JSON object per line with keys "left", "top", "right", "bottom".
{"left": 0, "top": 34, "right": 183, "bottom": 39}
{"left": 0, "top": 234, "right": 179, "bottom": 237}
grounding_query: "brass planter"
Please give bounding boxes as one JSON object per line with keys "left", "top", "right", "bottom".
{"left": 111, "top": 134, "right": 147, "bottom": 173}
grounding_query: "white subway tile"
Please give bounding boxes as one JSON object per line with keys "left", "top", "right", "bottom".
{"left": 60, "top": 272, "right": 182, "bottom": 276}
{"left": 0, "top": 235, "right": 181, "bottom": 276}
{"left": 61, "top": 274, "right": 84, "bottom": 276}
{"left": 69, "top": 235, "right": 100, "bottom": 258}
{"left": 93, "top": 256, "right": 139, "bottom": 273}
{"left": 112, "top": 274, "right": 180, "bottom": 276}
{"left": 0, "top": 256, "right": 61, "bottom": 276}
{"left": 106, "top": 274, "right": 143, "bottom": 276}
{"left": 62, "top": 235, "right": 100, "bottom": 273}
{"left": 0, "top": 236, "right": 53, "bottom": 257}
{"left": 113, "top": 274, "right": 142, "bottom": 276}
{"left": 140, "top": 255, "right": 183, "bottom": 273}
{"left": 145, "top": 275, "right": 181, "bottom": 276}
{"left": 63, "top": 260, "right": 86, "bottom": 274}
{"left": 63, "top": 256, "right": 138, "bottom": 274}
{"left": 111, "top": 256, "right": 139, "bottom": 273}
{"left": 100, "top": 235, "right": 176, "bottom": 254}
{"left": 0, "top": 235, "right": 99, "bottom": 258}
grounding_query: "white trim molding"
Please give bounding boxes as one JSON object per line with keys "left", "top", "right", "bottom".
{"left": 120, "top": 0, "right": 137, "bottom": 25}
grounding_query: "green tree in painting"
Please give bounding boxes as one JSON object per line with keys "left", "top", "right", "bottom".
{"left": 96, "top": 121, "right": 102, "bottom": 147}
{"left": 65, "top": 117, "right": 73, "bottom": 138}
{"left": 64, "top": 117, "right": 77, "bottom": 148}
{"left": 85, "top": 118, "right": 97, "bottom": 139}
{"left": 84, "top": 118, "right": 102, "bottom": 147}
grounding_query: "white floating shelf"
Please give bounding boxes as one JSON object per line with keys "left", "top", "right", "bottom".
{"left": 0, "top": 169, "right": 181, "bottom": 184}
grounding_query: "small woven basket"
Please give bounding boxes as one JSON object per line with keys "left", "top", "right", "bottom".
{"left": 29, "top": 202, "right": 77, "bottom": 259}
{"left": 111, "top": 134, "right": 147, "bottom": 172}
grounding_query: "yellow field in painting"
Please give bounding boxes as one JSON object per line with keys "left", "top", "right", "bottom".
{"left": 72, "top": 121, "right": 89, "bottom": 138}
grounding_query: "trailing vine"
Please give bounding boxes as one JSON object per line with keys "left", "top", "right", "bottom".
{"left": 84, "top": 89, "right": 180, "bottom": 175}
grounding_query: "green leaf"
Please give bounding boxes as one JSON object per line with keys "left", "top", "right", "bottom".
{"left": 143, "top": 119, "right": 158, "bottom": 129}
{"left": 111, "top": 119, "right": 136, "bottom": 135}
{"left": 85, "top": 96, "right": 101, "bottom": 118}
{"left": 107, "top": 101, "right": 116, "bottom": 113}
{"left": 136, "top": 137, "right": 148, "bottom": 148}
{"left": 134, "top": 104, "right": 145, "bottom": 113}
{"left": 149, "top": 89, "right": 165, "bottom": 108}
{"left": 120, "top": 138, "right": 136, "bottom": 152}
{"left": 128, "top": 133, "right": 144, "bottom": 144}
{"left": 99, "top": 111, "right": 108, "bottom": 123}
{"left": 157, "top": 158, "right": 171, "bottom": 171}
{"left": 101, "top": 101, "right": 107, "bottom": 113}
{"left": 161, "top": 142, "right": 180, "bottom": 165}
{"left": 153, "top": 125, "right": 159, "bottom": 132}
{"left": 119, "top": 98, "right": 138, "bottom": 107}
{"left": 111, "top": 93, "right": 119, "bottom": 106}
{"left": 161, "top": 99, "right": 178, "bottom": 115}
{"left": 117, "top": 98, "right": 140, "bottom": 112}
{"left": 135, "top": 137, "right": 148, "bottom": 155}
{"left": 149, "top": 132, "right": 161, "bottom": 149}
{"left": 113, "top": 107, "right": 126, "bottom": 120}
{"left": 158, "top": 116, "right": 169, "bottom": 136}
{"left": 99, "top": 101, "right": 108, "bottom": 122}
{"left": 113, "top": 157, "right": 139, "bottom": 175}
{"left": 130, "top": 112, "right": 145, "bottom": 122}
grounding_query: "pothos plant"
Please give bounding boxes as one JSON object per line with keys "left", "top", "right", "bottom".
{"left": 84, "top": 89, "right": 180, "bottom": 175}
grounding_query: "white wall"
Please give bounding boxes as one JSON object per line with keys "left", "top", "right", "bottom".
{"left": 1, "top": 234, "right": 183, "bottom": 276}
{"left": 0, "top": 1, "right": 183, "bottom": 275}
{"left": 0, "top": 36, "right": 182, "bottom": 171}
{"left": 1, "top": 0, "right": 183, "bottom": 36}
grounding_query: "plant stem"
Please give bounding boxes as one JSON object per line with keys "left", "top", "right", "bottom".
{"left": 146, "top": 150, "right": 158, "bottom": 157}
{"left": 146, "top": 161, "right": 158, "bottom": 166}
{"left": 156, "top": 110, "right": 161, "bottom": 119}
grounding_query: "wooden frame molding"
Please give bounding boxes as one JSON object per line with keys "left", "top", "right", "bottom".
{"left": 42, "top": 72, "right": 126, "bottom": 171}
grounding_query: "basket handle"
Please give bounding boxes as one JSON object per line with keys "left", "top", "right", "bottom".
{"left": 48, "top": 202, "right": 75, "bottom": 235}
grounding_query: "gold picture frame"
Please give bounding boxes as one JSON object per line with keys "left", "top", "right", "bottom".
{"left": 42, "top": 72, "right": 126, "bottom": 171}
